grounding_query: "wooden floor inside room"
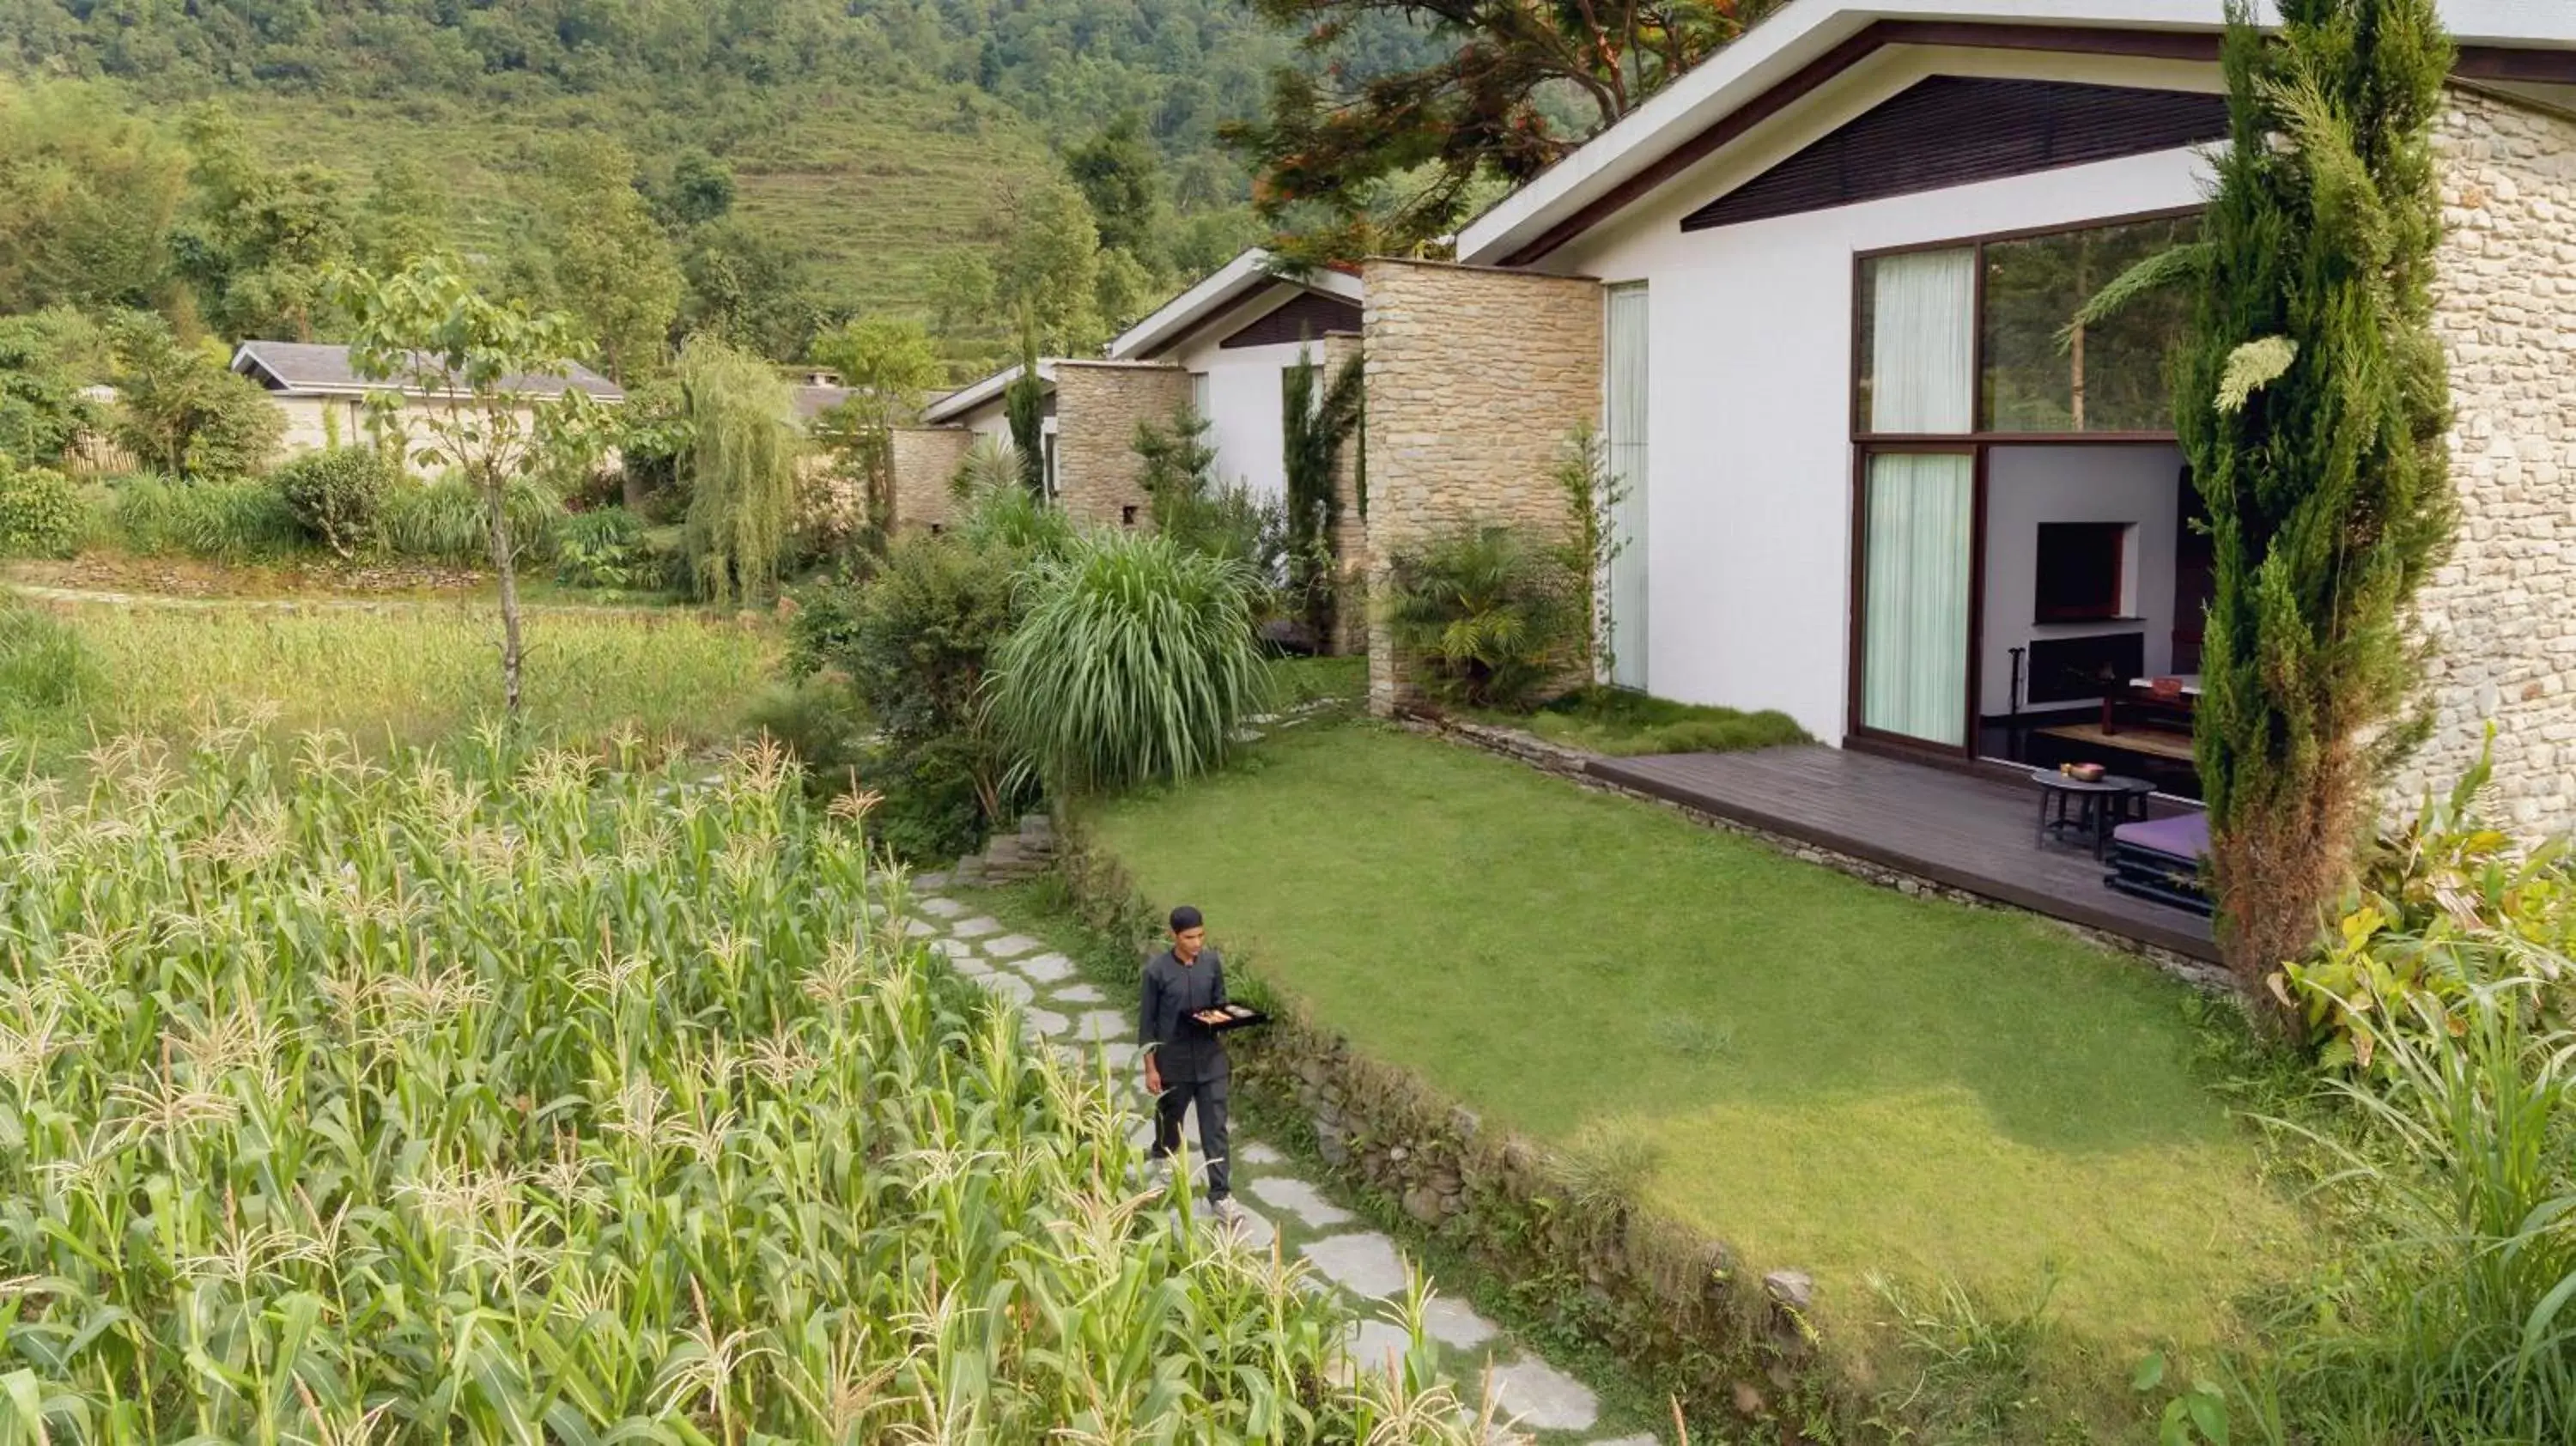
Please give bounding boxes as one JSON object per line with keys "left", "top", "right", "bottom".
{"left": 2037, "top": 721, "right": 2198, "bottom": 762}
{"left": 1588, "top": 744, "right": 2218, "bottom": 963}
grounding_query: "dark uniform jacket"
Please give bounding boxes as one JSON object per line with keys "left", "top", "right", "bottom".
{"left": 1138, "top": 946, "right": 1230, "bottom": 1082}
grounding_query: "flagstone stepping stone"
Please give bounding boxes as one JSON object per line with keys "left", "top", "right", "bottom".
{"left": 1125, "top": 1116, "right": 1155, "bottom": 1149}
{"left": 1300, "top": 1232, "right": 1409, "bottom": 1298}
{"left": 1099, "top": 1042, "right": 1139, "bottom": 1072}
{"left": 1015, "top": 951, "right": 1076, "bottom": 982}
{"left": 981, "top": 933, "right": 1043, "bottom": 959}
{"left": 1484, "top": 1357, "right": 1599, "bottom": 1432}
{"left": 1024, "top": 1007, "right": 1069, "bottom": 1037}
{"left": 1423, "top": 1297, "right": 1499, "bottom": 1351}
{"left": 1587, "top": 1436, "right": 1659, "bottom": 1446}
{"left": 1213, "top": 1203, "right": 1277, "bottom": 1250}
{"left": 952, "top": 957, "right": 994, "bottom": 978}
{"left": 913, "top": 871, "right": 952, "bottom": 890}
{"left": 1247, "top": 1176, "right": 1353, "bottom": 1229}
{"left": 929, "top": 938, "right": 977, "bottom": 961}
{"left": 902, "top": 917, "right": 939, "bottom": 938}
{"left": 970, "top": 973, "right": 1034, "bottom": 1006}
{"left": 1238, "top": 1141, "right": 1285, "bottom": 1167}
{"left": 1053, "top": 981, "right": 1105, "bottom": 1004}
{"left": 1068, "top": 1009, "right": 1127, "bottom": 1042}
{"left": 951, "top": 916, "right": 1003, "bottom": 939}
{"left": 917, "top": 896, "right": 968, "bottom": 919}
{"left": 1334, "top": 1320, "right": 1415, "bottom": 1383}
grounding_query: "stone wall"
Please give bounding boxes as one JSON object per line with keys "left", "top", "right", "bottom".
{"left": 888, "top": 427, "right": 975, "bottom": 533}
{"left": 1361, "top": 258, "right": 1604, "bottom": 711}
{"left": 2407, "top": 88, "right": 2576, "bottom": 835}
{"left": 1053, "top": 360, "right": 1191, "bottom": 529}
{"left": 1319, "top": 330, "right": 1370, "bottom": 656}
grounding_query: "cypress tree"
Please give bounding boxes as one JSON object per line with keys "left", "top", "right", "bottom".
{"left": 2180, "top": 0, "right": 2457, "bottom": 999}
{"left": 1005, "top": 313, "right": 1047, "bottom": 497}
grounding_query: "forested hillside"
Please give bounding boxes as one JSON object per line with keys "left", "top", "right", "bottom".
{"left": 0, "top": 0, "right": 1433, "bottom": 372}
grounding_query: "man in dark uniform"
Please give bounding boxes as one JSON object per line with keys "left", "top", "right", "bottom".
{"left": 1138, "top": 904, "right": 1234, "bottom": 1214}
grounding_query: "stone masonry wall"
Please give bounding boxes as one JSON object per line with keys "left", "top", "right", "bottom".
{"left": 887, "top": 427, "right": 975, "bottom": 533}
{"left": 1319, "top": 330, "right": 1370, "bottom": 656}
{"left": 1362, "top": 258, "right": 1604, "bottom": 711}
{"left": 1053, "top": 361, "right": 1191, "bottom": 529}
{"left": 2405, "top": 88, "right": 2576, "bottom": 835}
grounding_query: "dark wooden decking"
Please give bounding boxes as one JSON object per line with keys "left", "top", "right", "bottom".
{"left": 1589, "top": 745, "right": 2219, "bottom": 963}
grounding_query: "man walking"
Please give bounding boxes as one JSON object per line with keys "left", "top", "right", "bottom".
{"left": 1139, "top": 904, "right": 1234, "bottom": 1216}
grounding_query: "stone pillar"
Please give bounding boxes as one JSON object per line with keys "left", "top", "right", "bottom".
{"left": 2397, "top": 88, "right": 2576, "bottom": 835}
{"left": 1319, "top": 330, "right": 1370, "bottom": 657}
{"left": 1361, "top": 258, "right": 1604, "bottom": 714}
{"left": 1052, "top": 360, "right": 1192, "bottom": 529}
{"left": 887, "top": 427, "right": 975, "bottom": 533}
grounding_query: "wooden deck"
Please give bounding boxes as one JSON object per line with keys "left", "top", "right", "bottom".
{"left": 1589, "top": 745, "right": 2219, "bottom": 963}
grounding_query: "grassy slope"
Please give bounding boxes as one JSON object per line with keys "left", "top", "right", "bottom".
{"left": 231, "top": 87, "right": 1056, "bottom": 320}
{"left": 1095, "top": 722, "right": 2303, "bottom": 1358}
{"left": 1, "top": 596, "right": 776, "bottom": 765}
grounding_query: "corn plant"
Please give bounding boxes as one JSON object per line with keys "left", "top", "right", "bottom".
{"left": 0, "top": 726, "right": 1473, "bottom": 1443}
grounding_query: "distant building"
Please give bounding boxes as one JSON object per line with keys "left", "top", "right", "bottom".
{"left": 228, "top": 340, "right": 624, "bottom": 470}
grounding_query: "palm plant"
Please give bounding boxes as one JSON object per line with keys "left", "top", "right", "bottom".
{"left": 1382, "top": 524, "right": 1583, "bottom": 710}
{"left": 989, "top": 529, "right": 1272, "bottom": 794}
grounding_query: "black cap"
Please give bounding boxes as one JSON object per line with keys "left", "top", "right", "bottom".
{"left": 1169, "top": 904, "right": 1204, "bottom": 933}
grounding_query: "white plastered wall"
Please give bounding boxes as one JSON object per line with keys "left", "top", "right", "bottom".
{"left": 1532, "top": 45, "right": 2221, "bottom": 743}
{"left": 1156, "top": 283, "right": 1353, "bottom": 504}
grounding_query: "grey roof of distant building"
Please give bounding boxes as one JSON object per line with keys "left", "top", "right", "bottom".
{"left": 792, "top": 383, "right": 854, "bottom": 422}
{"left": 229, "top": 340, "right": 625, "bottom": 402}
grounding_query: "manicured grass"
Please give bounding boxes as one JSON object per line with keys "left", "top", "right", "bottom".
{"left": 1474, "top": 685, "right": 1813, "bottom": 756}
{"left": 0, "top": 596, "right": 775, "bottom": 766}
{"left": 1094, "top": 722, "right": 2303, "bottom": 1362}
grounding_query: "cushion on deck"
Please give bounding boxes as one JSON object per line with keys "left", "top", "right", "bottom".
{"left": 2111, "top": 811, "right": 2209, "bottom": 860}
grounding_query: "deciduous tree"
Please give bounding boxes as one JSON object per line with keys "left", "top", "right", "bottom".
{"left": 536, "top": 136, "right": 683, "bottom": 385}
{"left": 809, "top": 316, "right": 945, "bottom": 536}
{"left": 104, "top": 311, "right": 283, "bottom": 480}
{"left": 677, "top": 334, "right": 800, "bottom": 606}
{"left": 331, "top": 259, "right": 614, "bottom": 714}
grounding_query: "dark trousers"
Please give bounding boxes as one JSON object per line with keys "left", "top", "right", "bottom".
{"left": 1151, "top": 1075, "right": 1230, "bottom": 1200}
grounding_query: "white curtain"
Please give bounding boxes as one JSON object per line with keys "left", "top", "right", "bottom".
{"left": 1604, "top": 285, "right": 1650, "bottom": 690}
{"left": 1868, "top": 248, "right": 1977, "bottom": 434}
{"left": 1862, "top": 453, "right": 1974, "bottom": 746}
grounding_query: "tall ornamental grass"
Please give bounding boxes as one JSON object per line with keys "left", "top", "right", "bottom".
{"left": 991, "top": 530, "right": 1272, "bottom": 795}
{"left": 0, "top": 731, "right": 1476, "bottom": 1442}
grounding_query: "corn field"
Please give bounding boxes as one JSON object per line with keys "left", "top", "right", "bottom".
{"left": 0, "top": 726, "right": 1474, "bottom": 1443}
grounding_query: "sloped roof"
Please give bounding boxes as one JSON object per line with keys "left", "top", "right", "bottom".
{"left": 1455, "top": 0, "right": 2576, "bottom": 266}
{"left": 1105, "top": 248, "right": 1365, "bottom": 362}
{"left": 920, "top": 360, "right": 1058, "bottom": 426}
{"left": 230, "top": 341, "right": 625, "bottom": 403}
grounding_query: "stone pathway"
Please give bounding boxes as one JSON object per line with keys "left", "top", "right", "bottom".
{"left": 898, "top": 885, "right": 1634, "bottom": 1444}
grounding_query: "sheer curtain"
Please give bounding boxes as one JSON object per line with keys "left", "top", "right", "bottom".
{"left": 1869, "top": 248, "right": 1977, "bottom": 434}
{"left": 1862, "top": 453, "right": 1974, "bottom": 744}
{"left": 1604, "top": 284, "right": 1650, "bottom": 690}
{"left": 1859, "top": 248, "right": 1976, "bottom": 744}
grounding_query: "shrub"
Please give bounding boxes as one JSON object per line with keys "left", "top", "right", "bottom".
{"left": 274, "top": 447, "right": 398, "bottom": 556}
{"left": 801, "top": 532, "right": 1029, "bottom": 860}
{"left": 381, "top": 472, "right": 563, "bottom": 563}
{"left": 108, "top": 472, "right": 305, "bottom": 560}
{"left": 956, "top": 471, "right": 1076, "bottom": 559}
{"left": 1519, "top": 685, "right": 1813, "bottom": 757}
{"left": 1383, "top": 525, "right": 1583, "bottom": 711}
{"left": 991, "top": 529, "right": 1272, "bottom": 795}
{"left": 552, "top": 505, "right": 658, "bottom": 589}
{"left": 741, "top": 670, "right": 872, "bottom": 791}
{"left": 1136, "top": 406, "right": 1286, "bottom": 574}
{"left": 0, "top": 455, "right": 82, "bottom": 558}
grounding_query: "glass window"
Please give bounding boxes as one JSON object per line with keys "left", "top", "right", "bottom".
{"left": 1857, "top": 248, "right": 1977, "bottom": 434}
{"left": 1980, "top": 215, "right": 2198, "bottom": 434}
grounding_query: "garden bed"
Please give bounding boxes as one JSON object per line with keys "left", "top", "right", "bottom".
{"left": 1087, "top": 719, "right": 2308, "bottom": 1428}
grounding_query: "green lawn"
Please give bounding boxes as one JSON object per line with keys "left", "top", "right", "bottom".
{"left": 1473, "top": 685, "right": 1813, "bottom": 756}
{"left": 1094, "top": 722, "right": 2301, "bottom": 1361}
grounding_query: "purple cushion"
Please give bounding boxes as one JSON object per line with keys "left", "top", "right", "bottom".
{"left": 2112, "top": 811, "right": 2209, "bottom": 859}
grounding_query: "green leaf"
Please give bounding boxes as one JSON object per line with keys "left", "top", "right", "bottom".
{"left": 2131, "top": 1350, "right": 2168, "bottom": 1392}
{"left": 2215, "top": 337, "right": 2298, "bottom": 414}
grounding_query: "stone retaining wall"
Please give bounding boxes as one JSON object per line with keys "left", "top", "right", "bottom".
{"left": 2404, "top": 87, "right": 2576, "bottom": 835}
{"left": 1051, "top": 832, "right": 1850, "bottom": 1437}
{"left": 1362, "top": 258, "right": 1603, "bottom": 711}
{"left": 1054, "top": 360, "right": 1191, "bottom": 529}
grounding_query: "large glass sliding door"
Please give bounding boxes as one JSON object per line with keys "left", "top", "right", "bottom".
{"left": 1853, "top": 247, "right": 1977, "bottom": 748}
{"left": 1604, "top": 283, "right": 1650, "bottom": 690}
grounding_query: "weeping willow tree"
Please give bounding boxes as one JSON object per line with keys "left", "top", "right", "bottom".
{"left": 678, "top": 335, "right": 800, "bottom": 606}
{"left": 2089, "top": 0, "right": 2456, "bottom": 1003}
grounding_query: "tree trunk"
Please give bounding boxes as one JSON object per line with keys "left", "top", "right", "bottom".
{"left": 484, "top": 476, "right": 526, "bottom": 716}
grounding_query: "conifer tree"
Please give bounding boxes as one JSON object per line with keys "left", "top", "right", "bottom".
{"left": 2177, "top": 0, "right": 2457, "bottom": 999}
{"left": 1005, "top": 316, "right": 1047, "bottom": 497}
